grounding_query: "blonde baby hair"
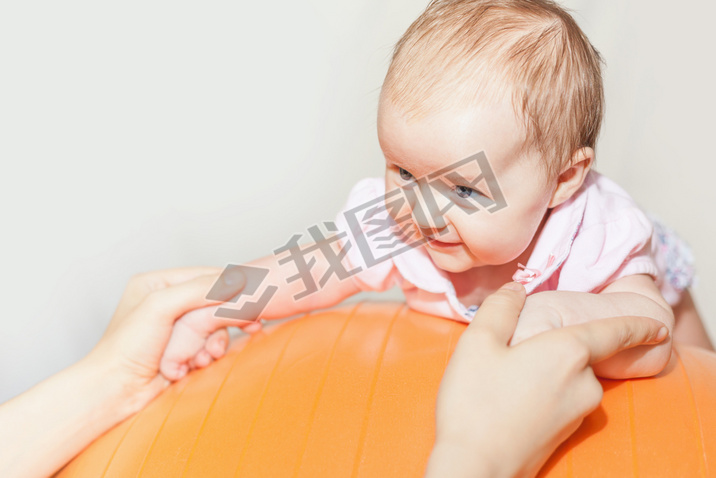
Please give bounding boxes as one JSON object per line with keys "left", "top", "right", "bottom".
{"left": 382, "top": 0, "right": 605, "bottom": 180}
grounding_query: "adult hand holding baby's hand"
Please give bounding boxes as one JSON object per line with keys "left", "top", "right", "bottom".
{"left": 426, "top": 282, "right": 669, "bottom": 478}
{"left": 155, "top": 266, "right": 265, "bottom": 381}
{"left": 87, "top": 266, "right": 252, "bottom": 403}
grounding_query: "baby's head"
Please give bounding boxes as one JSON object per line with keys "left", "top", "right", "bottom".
{"left": 377, "top": 0, "right": 605, "bottom": 272}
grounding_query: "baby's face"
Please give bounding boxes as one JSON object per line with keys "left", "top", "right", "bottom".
{"left": 377, "top": 96, "right": 556, "bottom": 273}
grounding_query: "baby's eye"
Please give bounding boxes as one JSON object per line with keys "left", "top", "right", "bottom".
{"left": 398, "top": 167, "right": 414, "bottom": 181}
{"left": 455, "top": 185, "right": 477, "bottom": 199}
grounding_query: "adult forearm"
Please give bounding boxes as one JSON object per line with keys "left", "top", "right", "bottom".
{"left": 0, "top": 356, "right": 140, "bottom": 478}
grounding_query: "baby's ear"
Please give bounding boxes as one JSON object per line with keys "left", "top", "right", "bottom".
{"left": 548, "top": 147, "right": 594, "bottom": 208}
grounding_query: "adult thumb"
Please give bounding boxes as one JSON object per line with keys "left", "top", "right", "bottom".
{"left": 466, "top": 282, "right": 527, "bottom": 344}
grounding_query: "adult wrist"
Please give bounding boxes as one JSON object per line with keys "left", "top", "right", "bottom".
{"left": 72, "top": 354, "right": 140, "bottom": 426}
{"left": 426, "top": 439, "right": 507, "bottom": 478}
{"left": 78, "top": 348, "right": 165, "bottom": 424}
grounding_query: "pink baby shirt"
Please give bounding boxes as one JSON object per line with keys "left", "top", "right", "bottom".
{"left": 333, "top": 171, "right": 694, "bottom": 323}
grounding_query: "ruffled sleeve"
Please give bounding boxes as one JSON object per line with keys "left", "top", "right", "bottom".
{"left": 557, "top": 190, "right": 659, "bottom": 294}
{"left": 333, "top": 178, "right": 401, "bottom": 292}
{"left": 557, "top": 194, "right": 694, "bottom": 306}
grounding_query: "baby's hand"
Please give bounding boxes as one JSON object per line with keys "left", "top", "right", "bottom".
{"left": 159, "top": 266, "right": 265, "bottom": 381}
{"left": 509, "top": 294, "right": 563, "bottom": 346}
{"left": 159, "top": 305, "right": 263, "bottom": 381}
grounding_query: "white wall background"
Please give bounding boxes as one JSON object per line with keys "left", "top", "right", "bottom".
{"left": 1, "top": 0, "right": 714, "bottom": 403}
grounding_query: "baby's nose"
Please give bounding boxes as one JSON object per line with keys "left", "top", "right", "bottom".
{"left": 403, "top": 180, "right": 451, "bottom": 234}
{"left": 410, "top": 202, "right": 449, "bottom": 237}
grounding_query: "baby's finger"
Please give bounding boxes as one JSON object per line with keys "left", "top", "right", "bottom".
{"left": 159, "top": 321, "right": 207, "bottom": 380}
{"left": 160, "top": 360, "right": 189, "bottom": 382}
{"left": 467, "top": 282, "right": 526, "bottom": 344}
{"left": 206, "top": 329, "right": 230, "bottom": 359}
{"left": 239, "top": 321, "right": 263, "bottom": 335}
{"left": 190, "top": 349, "right": 214, "bottom": 369}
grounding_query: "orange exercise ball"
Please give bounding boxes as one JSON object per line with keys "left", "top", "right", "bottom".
{"left": 56, "top": 303, "right": 716, "bottom": 477}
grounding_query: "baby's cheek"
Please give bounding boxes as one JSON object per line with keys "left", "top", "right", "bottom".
{"left": 500, "top": 207, "right": 541, "bottom": 250}
{"left": 474, "top": 224, "right": 533, "bottom": 264}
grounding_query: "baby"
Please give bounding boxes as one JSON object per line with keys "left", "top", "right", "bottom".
{"left": 160, "top": 0, "right": 708, "bottom": 381}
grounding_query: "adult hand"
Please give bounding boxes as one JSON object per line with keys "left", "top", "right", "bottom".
{"left": 88, "top": 266, "right": 254, "bottom": 402}
{"left": 0, "top": 266, "right": 250, "bottom": 478}
{"left": 425, "top": 282, "right": 669, "bottom": 478}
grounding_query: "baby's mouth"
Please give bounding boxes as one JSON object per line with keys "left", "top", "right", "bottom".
{"left": 424, "top": 235, "right": 461, "bottom": 249}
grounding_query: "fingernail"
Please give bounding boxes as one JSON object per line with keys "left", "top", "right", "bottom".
{"left": 502, "top": 282, "right": 524, "bottom": 292}
{"left": 655, "top": 326, "right": 669, "bottom": 342}
{"left": 213, "top": 338, "right": 226, "bottom": 355}
{"left": 223, "top": 266, "right": 245, "bottom": 287}
{"left": 178, "top": 364, "right": 188, "bottom": 379}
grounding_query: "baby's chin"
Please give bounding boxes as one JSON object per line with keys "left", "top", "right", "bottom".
{"left": 425, "top": 248, "right": 477, "bottom": 273}
{"left": 426, "top": 246, "right": 520, "bottom": 274}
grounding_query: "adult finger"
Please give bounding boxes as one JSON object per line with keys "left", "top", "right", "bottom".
{"left": 202, "top": 264, "right": 248, "bottom": 302}
{"left": 114, "top": 266, "right": 225, "bottom": 320}
{"left": 556, "top": 315, "right": 668, "bottom": 364}
{"left": 466, "top": 282, "right": 527, "bottom": 344}
{"left": 133, "top": 266, "right": 225, "bottom": 290}
{"left": 190, "top": 303, "right": 265, "bottom": 330}
{"left": 138, "top": 272, "right": 246, "bottom": 328}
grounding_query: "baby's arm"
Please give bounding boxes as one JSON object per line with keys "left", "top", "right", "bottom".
{"left": 672, "top": 289, "right": 715, "bottom": 351}
{"left": 241, "top": 236, "right": 362, "bottom": 319}
{"left": 511, "top": 274, "right": 674, "bottom": 379}
{"left": 159, "top": 235, "right": 362, "bottom": 380}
